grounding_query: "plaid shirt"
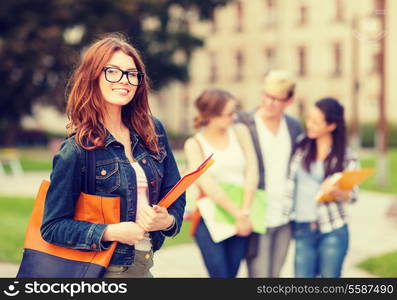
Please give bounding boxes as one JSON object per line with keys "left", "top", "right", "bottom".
{"left": 286, "top": 145, "right": 360, "bottom": 233}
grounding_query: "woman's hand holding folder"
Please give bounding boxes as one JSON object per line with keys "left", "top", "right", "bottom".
{"left": 317, "top": 168, "right": 374, "bottom": 203}
{"left": 321, "top": 181, "right": 352, "bottom": 203}
{"left": 319, "top": 173, "right": 353, "bottom": 203}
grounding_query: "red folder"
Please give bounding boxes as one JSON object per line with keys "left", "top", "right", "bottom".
{"left": 157, "top": 154, "right": 214, "bottom": 208}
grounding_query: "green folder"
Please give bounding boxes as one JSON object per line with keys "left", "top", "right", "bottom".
{"left": 215, "top": 182, "right": 267, "bottom": 234}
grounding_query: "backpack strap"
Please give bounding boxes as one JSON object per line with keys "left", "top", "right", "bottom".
{"left": 84, "top": 149, "right": 96, "bottom": 195}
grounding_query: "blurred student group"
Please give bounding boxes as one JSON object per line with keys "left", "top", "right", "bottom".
{"left": 182, "top": 68, "right": 362, "bottom": 278}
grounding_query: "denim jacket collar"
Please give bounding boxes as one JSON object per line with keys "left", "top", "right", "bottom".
{"left": 104, "top": 127, "right": 140, "bottom": 149}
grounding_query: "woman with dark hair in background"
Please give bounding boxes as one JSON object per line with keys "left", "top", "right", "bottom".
{"left": 288, "top": 97, "right": 359, "bottom": 277}
{"left": 40, "top": 34, "right": 185, "bottom": 278}
{"left": 184, "top": 89, "right": 258, "bottom": 278}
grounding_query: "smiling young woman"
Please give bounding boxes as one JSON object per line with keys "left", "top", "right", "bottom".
{"left": 40, "top": 33, "right": 186, "bottom": 278}
{"left": 287, "top": 97, "right": 359, "bottom": 278}
{"left": 66, "top": 35, "right": 155, "bottom": 154}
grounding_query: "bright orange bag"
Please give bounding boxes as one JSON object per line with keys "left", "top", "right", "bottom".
{"left": 17, "top": 150, "right": 120, "bottom": 278}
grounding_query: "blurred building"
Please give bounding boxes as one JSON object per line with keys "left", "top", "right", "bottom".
{"left": 22, "top": 104, "right": 68, "bottom": 135}
{"left": 150, "top": 0, "right": 396, "bottom": 135}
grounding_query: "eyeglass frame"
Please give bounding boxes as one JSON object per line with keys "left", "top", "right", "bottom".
{"left": 102, "top": 67, "right": 145, "bottom": 86}
{"left": 218, "top": 110, "right": 237, "bottom": 118}
{"left": 263, "top": 92, "right": 290, "bottom": 103}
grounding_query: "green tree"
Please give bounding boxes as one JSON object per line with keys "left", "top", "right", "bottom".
{"left": 0, "top": 0, "right": 230, "bottom": 145}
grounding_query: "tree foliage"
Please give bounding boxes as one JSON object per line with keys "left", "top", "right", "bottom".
{"left": 0, "top": 0, "right": 231, "bottom": 145}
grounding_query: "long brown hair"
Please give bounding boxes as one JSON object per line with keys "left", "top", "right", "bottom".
{"left": 193, "top": 89, "right": 235, "bottom": 129}
{"left": 66, "top": 33, "right": 159, "bottom": 153}
{"left": 299, "top": 97, "right": 347, "bottom": 178}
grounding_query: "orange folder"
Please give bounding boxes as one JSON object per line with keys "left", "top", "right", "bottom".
{"left": 316, "top": 168, "right": 375, "bottom": 202}
{"left": 157, "top": 154, "right": 214, "bottom": 208}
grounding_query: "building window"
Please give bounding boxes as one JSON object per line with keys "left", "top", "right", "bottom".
{"left": 335, "top": 0, "right": 344, "bottom": 22}
{"left": 298, "top": 5, "right": 308, "bottom": 26}
{"left": 298, "top": 98, "right": 306, "bottom": 120}
{"left": 236, "top": 1, "right": 244, "bottom": 32}
{"left": 372, "top": 52, "right": 381, "bottom": 74}
{"left": 332, "top": 42, "right": 342, "bottom": 77}
{"left": 210, "top": 10, "right": 217, "bottom": 33}
{"left": 235, "top": 50, "right": 244, "bottom": 81}
{"left": 264, "top": 48, "right": 275, "bottom": 73}
{"left": 209, "top": 52, "right": 218, "bottom": 83}
{"left": 264, "top": 0, "right": 277, "bottom": 27}
{"left": 297, "top": 46, "right": 307, "bottom": 77}
{"left": 236, "top": 1, "right": 243, "bottom": 32}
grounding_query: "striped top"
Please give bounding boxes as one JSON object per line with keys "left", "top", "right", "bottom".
{"left": 286, "top": 141, "right": 360, "bottom": 233}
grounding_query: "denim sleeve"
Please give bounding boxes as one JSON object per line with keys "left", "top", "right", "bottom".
{"left": 154, "top": 119, "right": 186, "bottom": 238}
{"left": 40, "top": 139, "right": 108, "bottom": 251}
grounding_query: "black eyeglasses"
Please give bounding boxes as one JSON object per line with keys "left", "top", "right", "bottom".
{"left": 102, "top": 67, "right": 144, "bottom": 86}
{"left": 264, "top": 92, "right": 289, "bottom": 103}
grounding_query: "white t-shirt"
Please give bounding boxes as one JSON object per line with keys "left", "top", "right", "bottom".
{"left": 131, "top": 161, "right": 152, "bottom": 251}
{"left": 255, "top": 113, "right": 291, "bottom": 227}
{"left": 196, "top": 128, "right": 246, "bottom": 186}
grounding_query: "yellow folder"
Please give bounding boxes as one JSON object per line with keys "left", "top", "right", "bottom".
{"left": 316, "top": 168, "right": 375, "bottom": 203}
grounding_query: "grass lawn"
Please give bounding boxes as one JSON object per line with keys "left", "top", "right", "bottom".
{"left": 360, "top": 149, "right": 397, "bottom": 194}
{"left": 0, "top": 196, "right": 34, "bottom": 263}
{"left": 2, "top": 157, "right": 52, "bottom": 174}
{"left": 358, "top": 250, "right": 397, "bottom": 277}
{"left": 163, "top": 221, "right": 193, "bottom": 248}
{"left": 20, "top": 157, "right": 52, "bottom": 171}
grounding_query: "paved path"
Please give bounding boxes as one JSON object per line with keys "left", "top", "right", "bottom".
{"left": 0, "top": 173, "right": 396, "bottom": 277}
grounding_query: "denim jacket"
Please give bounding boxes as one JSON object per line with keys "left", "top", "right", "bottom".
{"left": 41, "top": 118, "right": 186, "bottom": 266}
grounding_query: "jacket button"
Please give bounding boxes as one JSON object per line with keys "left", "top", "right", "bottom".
{"left": 101, "top": 169, "right": 107, "bottom": 176}
{"left": 142, "top": 159, "right": 147, "bottom": 164}
{"left": 91, "top": 243, "right": 97, "bottom": 249}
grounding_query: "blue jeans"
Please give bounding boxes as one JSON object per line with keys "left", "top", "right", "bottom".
{"left": 293, "top": 222, "right": 349, "bottom": 278}
{"left": 195, "top": 220, "right": 248, "bottom": 278}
